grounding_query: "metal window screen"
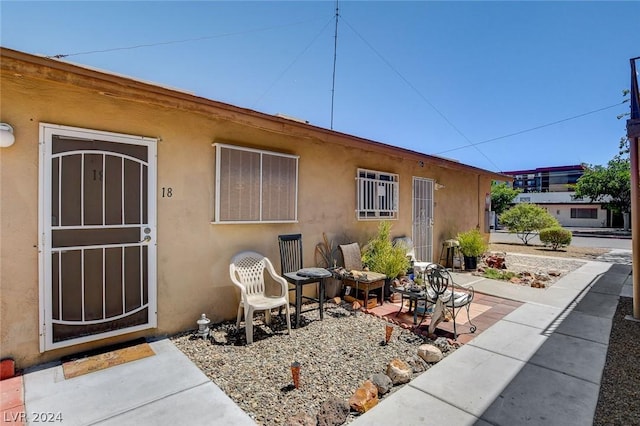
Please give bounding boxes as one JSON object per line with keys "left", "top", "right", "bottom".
{"left": 216, "top": 144, "right": 298, "bottom": 223}
{"left": 356, "top": 168, "right": 398, "bottom": 220}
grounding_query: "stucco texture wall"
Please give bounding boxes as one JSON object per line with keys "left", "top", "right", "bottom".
{"left": 1, "top": 51, "right": 496, "bottom": 368}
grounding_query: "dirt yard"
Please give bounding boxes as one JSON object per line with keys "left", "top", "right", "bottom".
{"left": 488, "top": 242, "right": 608, "bottom": 261}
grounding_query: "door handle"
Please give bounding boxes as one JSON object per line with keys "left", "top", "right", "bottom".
{"left": 140, "top": 235, "right": 151, "bottom": 243}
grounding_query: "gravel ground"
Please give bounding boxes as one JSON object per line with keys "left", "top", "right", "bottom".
{"left": 171, "top": 302, "right": 457, "bottom": 425}
{"left": 172, "top": 249, "right": 635, "bottom": 425}
{"left": 490, "top": 252, "right": 586, "bottom": 283}
{"left": 594, "top": 296, "right": 640, "bottom": 425}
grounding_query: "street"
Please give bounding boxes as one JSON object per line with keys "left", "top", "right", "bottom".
{"left": 489, "top": 230, "right": 632, "bottom": 250}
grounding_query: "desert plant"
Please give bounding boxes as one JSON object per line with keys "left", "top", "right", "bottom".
{"left": 499, "top": 203, "right": 560, "bottom": 245}
{"left": 314, "top": 232, "right": 339, "bottom": 268}
{"left": 483, "top": 268, "right": 519, "bottom": 281}
{"left": 361, "top": 221, "right": 410, "bottom": 279}
{"left": 539, "top": 226, "right": 573, "bottom": 250}
{"left": 457, "top": 228, "right": 488, "bottom": 258}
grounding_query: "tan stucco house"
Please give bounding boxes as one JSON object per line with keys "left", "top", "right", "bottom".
{"left": 0, "top": 47, "right": 505, "bottom": 368}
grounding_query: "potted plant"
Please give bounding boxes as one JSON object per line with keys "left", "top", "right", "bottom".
{"left": 457, "top": 228, "right": 488, "bottom": 270}
{"left": 361, "top": 221, "right": 411, "bottom": 299}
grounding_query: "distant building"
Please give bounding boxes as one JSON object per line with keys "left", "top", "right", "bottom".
{"left": 501, "top": 165, "right": 613, "bottom": 228}
{"left": 504, "top": 165, "right": 584, "bottom": 193}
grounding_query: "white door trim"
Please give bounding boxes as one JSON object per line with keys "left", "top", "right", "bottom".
{"left": 412, "top": 177, "right": 434, "bottom": 263}
{"left": 38, "top": 123, "right": 157, "bottom": 352}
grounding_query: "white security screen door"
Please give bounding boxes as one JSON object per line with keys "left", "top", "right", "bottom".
{"left": 39, "top": 124, "right": 157, "bottom": 351}
{"left": 412, "top": 177, "right": 434, "bottom": 262}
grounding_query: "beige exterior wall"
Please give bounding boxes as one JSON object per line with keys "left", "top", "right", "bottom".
{"left": 0, "top": 48, "right": 503, "bottom": 368}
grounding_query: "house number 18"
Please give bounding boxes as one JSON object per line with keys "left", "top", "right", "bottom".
{"left": 162, "top": 187, "right": 173, "bottom": 198}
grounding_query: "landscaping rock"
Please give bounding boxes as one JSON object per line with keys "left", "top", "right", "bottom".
{"left": 386, "top": 358, "right": 412, "bottom": 385}
{"left": 405, "top": 354, "right": 428, "bottom": 373}
{"left": 285, "top": 412, "right": 316, "bottom": 426}
{"left": 316, "top": 397, "right": 349, "bottom": 426}
{"left": 348, "top": 380, "right": 379, "bottom": 413}
{"left": 484, "top": 253, "right": 507, "bottom": 269}
{"left": 418, "top": 344, "right": 443, "bottom": 363}
{"left": 536, "top": 272, "right": 551, "bottom": 281}
{"left": 370, "top": 373, "right": 393, "bottom": 395}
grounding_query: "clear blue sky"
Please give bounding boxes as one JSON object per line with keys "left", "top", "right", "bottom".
{"left": 2, "top": 1, "right": 638, "bottom": 173}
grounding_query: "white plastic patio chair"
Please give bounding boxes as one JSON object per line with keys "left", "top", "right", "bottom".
{"left": 229, "top": 251, "right": 291, "bottom": 344}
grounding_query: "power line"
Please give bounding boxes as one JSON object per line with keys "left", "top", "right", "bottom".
{"left": 330, "top": 0, "right": 340, "bottom": 129}
{"left": 251, "top": 17, "right": 335, "bottom": 109}
{"left": 46, "top": 18, "right": 325, "bottom": 59}
{"left": 434, "top": 101, "right": 626, "bottom": 156}
{"left": 340, "top": 17, "right": 503, "bottom": 172}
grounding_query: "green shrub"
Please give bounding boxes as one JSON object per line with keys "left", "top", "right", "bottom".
{"left": 457, "top": 228, "right": 488, "bottom": 257}
{"left": 539, "top": 226, "right": 572, "bottom": 250}
{"left": 361, "top": 221, "right": 410, "bottom": 278}
{"left": 499, "top": 203, "right": 560, "bottom": 245}
{"left": 483, "top": 268, "right": 519, "bottom": 281}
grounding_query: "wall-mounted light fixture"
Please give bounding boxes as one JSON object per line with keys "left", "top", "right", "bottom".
{"left": 0, "top": 123, "right": 15, "bottom": 148}
{"left": 435, "top": 182, "right": 446, "bottom": 191}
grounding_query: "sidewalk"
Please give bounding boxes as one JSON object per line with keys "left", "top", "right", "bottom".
{"left": 351, "top": 260, "right": 632, "bottom": 426}
{"left": 1, "top": 339, "right": 256, "bottom": 426}
{"left": 1, "top": 260, "right": 631, "bottom": 426}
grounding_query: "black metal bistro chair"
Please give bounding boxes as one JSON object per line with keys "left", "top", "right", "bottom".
{"left": 423, "top": 264, "right": 476, "bottom": 339}
{"left": 278, "top": 234, "right": 331, "bottom": 328}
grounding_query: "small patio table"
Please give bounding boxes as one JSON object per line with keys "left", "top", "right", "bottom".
{"left": 391, "top": 286, "right": 430, "bottom": 325}
{"left": 284, "top": 267, "right": 332, "bottom": 328}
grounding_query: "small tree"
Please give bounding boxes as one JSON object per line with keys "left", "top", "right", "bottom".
{"left": 573, "top": 156, "right": 631, "bottom": 231}
{"left": 499, "top": 203, "right": 559, "bottom": 245}
{"left": 539, "top": 227, "right": 573, "bottom": 250}
{"left": 491, "top": 181, "right": 521, "bottom": 216}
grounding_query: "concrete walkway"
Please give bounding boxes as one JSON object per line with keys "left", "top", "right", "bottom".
{"left": 352, "top": 260, "right": 633, "bottom": 426}
{"left": 15, "top": 339, "right": 256, "bottom": 426}
{"left": 3, "top": 259, "right": 631, "bottom": 425}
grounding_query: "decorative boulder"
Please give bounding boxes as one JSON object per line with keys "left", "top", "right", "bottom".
{"left": 317, "top": 398, "right": 350, "bottom": 426}
{"left": 386, "top": 358, "right": 412, "bottom": 385}
{"left": 370, "top": 373, "right": 393, "bottom": 395}
{"left": 418, "top": 344, "right": 443, "bottom": 363}
{"left": 405, "top": 355, "right": 428, "bottom": 373}
{"left": 348, "top": 380, "right": 379, "bottom": 413}
{"left": 484, "top": 253, "right": 507, "bottom": 269}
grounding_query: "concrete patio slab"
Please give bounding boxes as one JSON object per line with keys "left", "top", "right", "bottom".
{"left": 466, "top": 321, "right": 548, "bottom": 361}
{"left": 408, "top": 345, "right": 526, "bottom": 417}
{"left": 528, "top": 333, "right": 608, "bottom": 385}
{"left": 350, "top": 386, "right": 480, "bottom": 426}
{"left": 95, "top": 381, "right": 253, "bottom": 426}
{"left": 572, "top": 291, "right": 620, "bottom": 319}
{"left": 500, "top": 302, "right": 564, "bottom": 330}
{"left": 478, "top": 363, "right": 600, "bottom": 426}
{"left": 24, "top": 339, "right": 255, "bottom": 426}
{"left": 554, "top": 310, "right": 613, "bottom": 344}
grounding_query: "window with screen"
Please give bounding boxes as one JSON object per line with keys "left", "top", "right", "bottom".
{"left": 214, "top": 144, "right": 298, "bottom": 223}
{"left": 356, "top": 168, "right": 399, "bottom": 220}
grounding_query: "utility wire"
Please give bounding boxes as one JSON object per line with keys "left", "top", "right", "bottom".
{"left": 251, "top": 16, "right": 335, "bottom": 109}
{"left": 46, "top": 17, "right": 325, "bottom": 59}
{"left": 435, "top": 101, "right": 626, "bottom": 156}
{"left": 340, "top": 17, "right": 502, "bottom": 172}
{"left": 330, "top": 0, "right": 340, "bottom": 129}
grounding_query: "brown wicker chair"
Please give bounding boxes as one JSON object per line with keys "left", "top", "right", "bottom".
{"left": 338, "top": 243, "right": 386, "bottom": 308}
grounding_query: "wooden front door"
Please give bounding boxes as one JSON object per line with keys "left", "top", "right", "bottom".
{"left": 39, "top": 124, "right": 157, "bottom": 351}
